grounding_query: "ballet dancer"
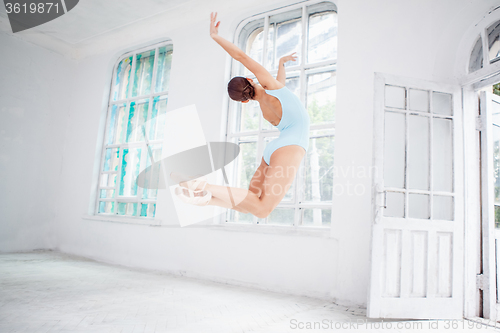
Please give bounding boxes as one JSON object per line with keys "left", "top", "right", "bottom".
{"left": 174, "top": 12, "right": 310, "bottom": 219}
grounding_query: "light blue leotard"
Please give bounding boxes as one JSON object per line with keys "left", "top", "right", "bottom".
{"left": 263, "top": 86, "right": 310, "bottom": 165}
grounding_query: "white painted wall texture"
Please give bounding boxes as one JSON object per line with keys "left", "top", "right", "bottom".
{"left": 1, "top": 0, "right": 498, "bottom": 307}
{"left": 0, "top": 32, "right": 75, "bottom": 252}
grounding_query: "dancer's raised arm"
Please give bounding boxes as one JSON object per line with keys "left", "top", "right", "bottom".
{"left": 210, "top": 12, "right": 283, "bottom": 90}
{"left": 276, "top": 53, "right": 297, "bottom": 85}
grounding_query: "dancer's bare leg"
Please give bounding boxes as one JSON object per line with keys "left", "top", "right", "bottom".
{"left": 206, "top": 145, "right": 304, "bottom": 218}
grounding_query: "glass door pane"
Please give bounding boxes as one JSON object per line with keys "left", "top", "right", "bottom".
{"left": 384, "top": 111, "right": 406, "bottom": 189}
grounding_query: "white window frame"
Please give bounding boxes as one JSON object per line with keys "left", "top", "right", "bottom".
{"left": 94, "top": 40, "right": 173, "bottom": 220}
{"left": 224, "top": 0, "right": 337, "bottom": 227}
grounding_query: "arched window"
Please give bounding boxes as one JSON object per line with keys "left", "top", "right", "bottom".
{"left": 469, "top": 19, "right": 500, "bottom": 73}
{"left": 95, "top": 41, "right": 173, "bottom": 219}
{"left": 226, "top": 1, "right": 337, "bottom": 226}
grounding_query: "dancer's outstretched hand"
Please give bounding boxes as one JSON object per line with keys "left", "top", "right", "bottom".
{"left": 279, "top": 52, "right": 298, "bottom": 64}
{"left": 210, "top": 12, "right": 220, "bottom": 38}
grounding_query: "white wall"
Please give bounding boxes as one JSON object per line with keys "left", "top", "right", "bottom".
{"left": 2, "top": 0, "right": 498, "bottom": 307}
{"left": 0, "top": 32, "right": 74, "bottom": 252}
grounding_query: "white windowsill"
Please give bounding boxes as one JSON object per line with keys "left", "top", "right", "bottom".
{"left": 82, "top": 214, "right": 163, "bottom": 226}
{"left": 82, "top": 215, "right": 333, "bottom": 237}
{"left": 208, "top": 223, "right": 333, "bottom": 238}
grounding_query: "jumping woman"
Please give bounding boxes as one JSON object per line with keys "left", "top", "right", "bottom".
{"left": 174, "top": 12, "right": 310, "bottom": 218}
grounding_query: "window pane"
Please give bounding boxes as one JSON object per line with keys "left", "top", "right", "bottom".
{"left": 302, "top": 208, "right": 331, "bottom": 226}
{"left": 119, "top": 148, "right": 142, "bottom": 197}
{"left": 236, "top": 140, "right": 258, "bottom": 189}
{"left": 408, "top": 115, "right": 429, "bottom": 190}
{"left": 409, "top": 193, "right": 429, "bottom": 219}
{"left": 100, "top": 174, "right": 117, "bottom": 187}
{"left": 103, "top": 148, "right": 120, "bottom": 172}
{"left": 286, "top": 73, "right": 300, "bottom": 97}
{"left": 384, "top": 191, "right": 405, "bottom": 218}
{"left": 487, "top": 20, "right": 500, "bottom": 63}
{"left": 112, "top": 56, "right": 132, "bottom": 101}
{"left": 384, "top": 111, "right": 405, "bottom": 188}
{"left": 239, "top": 100, "right": 260, "bottom": 132}
{"left": 227, "top": 210, "right": 253, "bottom": 224}
{"left": 98, "top": 201, "right": 115, "bottom": 214}
{"left": 302, "top": 131, "right": 334, "bottom": 202}
{"left": 266, "top": 24, "right": 275, "bottom": 70}
{"left": 107, "top": 104, "right": 125, "bottom": 144}
{"left": 142, "top": 145, "right": 162, "bottom": 200}
{"left": 307, "top": 71, "right": 336, "bottom": 125}
{"left": 117, "top": 202, "right": 138, "bottom": 216}
{"left": 99, "top": 189, "right": 115, "bottom": 199}
{"left": 149, "top": 203, "right": 156, "bottom": 217}
{"left": 140, "top": 203, "right": 156, "bottom": 217}
{"left": 432, "top": 92, "right": 453, "bottom": 116}
{"left": 248, "top": 28, "right": 264, "bottom": 63}
{"left": 155, "top": 46, "right": 173, "bottom": 93}
{"left": 243, "top": 21, "right": 264, "bottom": 75}
{"left": 126, "top": 99, "right": 149, "bottom": 143}
{"left": 267, "top": 208, "right": 294, "bottom": 225}
{"left": 385, "top": 85, "right": 406, "bottom": 109}
{"left": 469, "top": 36, "right": 483, "bottom": 73}
{"left": 408, "top": 89, "right": 429, "bottom": 112}
{"left": 149, "top": 96, "right": 168, "bottom": 140}
{"left": 432, "top": 118, "right": 453, "bottom": 192}
{"left": 132, "top": 49, "right": 155, "bottom": 97}
{"left": 270, "top": 9, "right": 302, "bottom": 70}
{"left": 308, "top": 12, "right": 337, "bottom": 63}
{"left": 496, "top": 206, "right": 500, "bottom": 229}
{"left": 433, "top": 195, "right": 453, "bottom": 221}
{"left": 114, "top": 103, "right": 129, "bottom": 144}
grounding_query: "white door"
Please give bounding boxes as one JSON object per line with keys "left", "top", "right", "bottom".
{"left": 367, "top": 73, "right": 464, "bottom": 319}
{"left": 479, "top": 91, "right": 500, "bottom": 320}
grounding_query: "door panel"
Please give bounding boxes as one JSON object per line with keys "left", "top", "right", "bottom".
{"left": 479, "top": 91, "right": 500, "bottom": 320}
{"left": 368, "top": 73, "right": 463, "bottom": 319}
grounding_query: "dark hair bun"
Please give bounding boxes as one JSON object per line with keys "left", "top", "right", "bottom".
{"left": 227, "top": 76, "right": 255, "bottom": 101}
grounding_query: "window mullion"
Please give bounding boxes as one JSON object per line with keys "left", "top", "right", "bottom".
{"left": 136, "top": 143, "right": 148, "bottom": 216}
{"left": 293, "top": 161, "right": 302, "bottom": 226}
{"left": 150, "top": 47, "right": 160, "bottom": 97}
{"left": 295, "top": 5, "right": 309, "bottom": 226}
{"left": 111, "top": 92, "right": 169, "bottom": 105}
{"left": 116, "top": 102, "right": 131, "bottom": 212}
{"left": 115, "top": 146, "right": 124, "bottom": 214}
{"left": 96, "top": 60, "right": 120, "bottom": 214}
{"left": 481, "top": 27, "right": 489, "bottom": 72}
{"left": 128, "top": 53, "right": 137, "bottom": 99}
{"left": 96, "top": 105, "right": 114, "bottom": 213}
{"left": 301, "top": 5, "right": 307, "bottom": 68}
{"left": 263, "top": 15, "right": 270, "bottom": 69}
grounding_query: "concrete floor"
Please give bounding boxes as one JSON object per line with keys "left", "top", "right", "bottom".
{"left": 0, "top": 251, "right": 498, "bottom": 333}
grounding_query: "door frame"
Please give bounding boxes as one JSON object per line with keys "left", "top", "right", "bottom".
{"left": 462, "top": 72, "right": 500, "bottom": 320}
